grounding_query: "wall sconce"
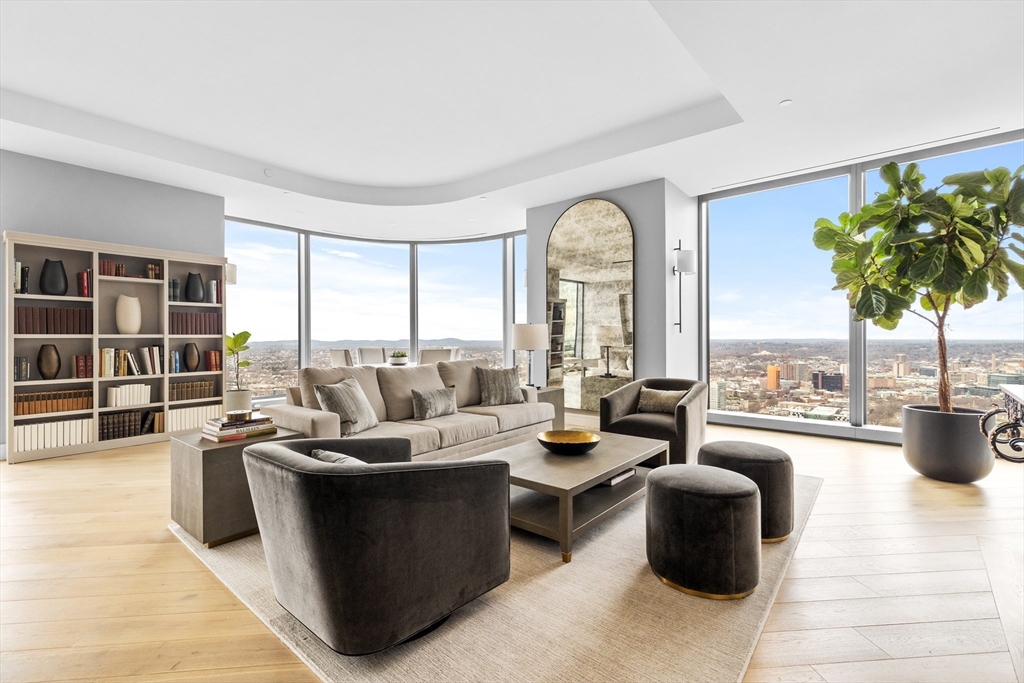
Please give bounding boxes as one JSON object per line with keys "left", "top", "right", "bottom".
{"left": 672, "top": 241, "right": 696, "bottom": 331}
{"left": 225, "top": 262, "right": 237, "bottom": 285}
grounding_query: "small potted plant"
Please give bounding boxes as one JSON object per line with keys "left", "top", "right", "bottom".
{"left": 388, "top": 350, "right": 409, "bottom": 365}
{"left": 225, "top": 331, "right": 253, "bottom": 411}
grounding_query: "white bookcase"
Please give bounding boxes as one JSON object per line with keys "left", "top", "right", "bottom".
{"left": 4, "top": 231, "right": 227, "bottom": 464}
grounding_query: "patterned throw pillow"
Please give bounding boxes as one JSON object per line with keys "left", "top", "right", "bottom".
{"left": 310, "top": 449, "right": 366, "bottom": 465}
{"left": 314, "top": 378, "right": 380, "bottom": 435}
{"left": 475, "top": 367, "right": 525, "bottom": 407}
{"left": 411, "top": 387, "right": 458, "bottom": 420}
{"left": 637, "top": 386, "right": 689, "bottom": 414}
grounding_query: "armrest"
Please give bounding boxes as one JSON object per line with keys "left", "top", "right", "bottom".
{"left": 261, "top": 404, "right": 340, "bottom": 438}
{"left": 600, "top": 379, "right": 645, "bottom": 429}
{"left": 674, "top": 382, "right": 708, "bottom": 464}
{"left": 520, "top": 385, "right": 538, "bottom": 403}
{"left": 265, "top": 436, "right": 412, "bottom": 464}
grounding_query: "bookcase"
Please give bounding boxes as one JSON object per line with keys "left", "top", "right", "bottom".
{"left": 547, "top": 299, "right": 566, "bottom": 386}
{"left": 4, "top": 231, "right": 227, "bottom": 464}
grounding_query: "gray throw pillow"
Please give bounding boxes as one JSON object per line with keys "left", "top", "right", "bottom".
{"left": 411, "top": 387, "right": 458, "bottom": 420}
{"left": 638, "top": 386, "right": 689, "bottom": 414}
{"left": 311, "top": 449, "right": 366, "bottom": 465}
{"left": 476, "top": 367, "right": 525, "bottom": 406}
{"left": 314, "top": 378, "right": 379, "bottom": 435}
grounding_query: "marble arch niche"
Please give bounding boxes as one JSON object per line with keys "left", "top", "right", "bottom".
{"left": 546, "top": 199, "right": 634, "bottom": 410}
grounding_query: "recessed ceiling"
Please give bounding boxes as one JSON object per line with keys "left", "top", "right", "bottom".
{"left": 1, "top": 1, "right": 1022, "bottom": 239}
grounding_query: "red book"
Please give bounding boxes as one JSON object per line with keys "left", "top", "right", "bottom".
{"left": 77, "top": 271, "right": 89, "bottom": 297}
{"left": 87, "top": 355, "right": 94, "bottom": 378}
{"left": 75, "top": 355, "right": 86, "bottom": 378}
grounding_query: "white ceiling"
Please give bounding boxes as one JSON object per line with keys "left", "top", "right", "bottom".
{"left": 2, "top": 1, "right": 1022, "bottom": 240}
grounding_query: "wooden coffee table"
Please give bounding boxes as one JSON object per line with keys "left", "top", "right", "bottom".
{"left": 486, "top": 431, "right": 669, "bottom": 562}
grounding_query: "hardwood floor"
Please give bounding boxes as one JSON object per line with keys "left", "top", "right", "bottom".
{"left": 1, "top": 424, "right": 1021, "bottom": 683}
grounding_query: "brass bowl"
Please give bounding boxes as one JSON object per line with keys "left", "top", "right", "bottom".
{"left": 537, "top": 430, "right": 601, "bottom": 456}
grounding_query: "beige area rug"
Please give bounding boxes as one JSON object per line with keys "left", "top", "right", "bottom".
{"left": 171, "top": 474, "right": 822, "bottom": 683}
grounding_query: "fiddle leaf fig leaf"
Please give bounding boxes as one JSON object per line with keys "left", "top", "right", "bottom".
{"left": 855, "top": 285, "right": 889, "bottom": 319}
{"left": 943, "top": 171, "right": 989, "bottom": 186}
{"left": 880, "top": 162, "right": 902, "bottom": 189}
{"left": 237, "top": 360, "right": 250, "bottom": 368}
{"left": 932, "top": 258, "right": 966, "bottom": 294}
{"left": 908, "top": 246, "right": 945, "bottom": 282}
{"left": 834, "top": 270, "right": 861, "bottom": 289}
{"left": 961, "top": 270, "right": 989, "bottom": 303}
{"left": 1005, "top": 257, "right": 1024, "bottom": 290}
{"left": 813, "top": 227, "right": 840, "bottom": 250}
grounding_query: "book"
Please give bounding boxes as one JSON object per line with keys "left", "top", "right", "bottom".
{"left": 202, "top": 426, "right": 277, "bottom": 443}
{"left": 205, "top": 416, "right": 272, "bottom": 431}
{"left": 202, "top": 422, "right": 274, "bottom": 437}
{"left": 600, "top": 469, "right": 636, "bottom": 487}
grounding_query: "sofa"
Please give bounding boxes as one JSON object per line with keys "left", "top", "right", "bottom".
{"left": 600, "top": 378, "right": 708, "bottom": 465}
{"left": 262, "top": 359, "right": 555, "bottom": 461}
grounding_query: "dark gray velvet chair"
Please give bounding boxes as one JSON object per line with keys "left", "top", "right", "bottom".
{"left": 600, "top": 378, "right": 708, "bottom": 465}
{"left": 242, "top": 437, "right": 510, "bottom": 656}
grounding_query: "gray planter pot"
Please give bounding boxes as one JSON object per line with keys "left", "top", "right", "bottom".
{"left": 902, "top": 405, "right": 994, "bottom": 483}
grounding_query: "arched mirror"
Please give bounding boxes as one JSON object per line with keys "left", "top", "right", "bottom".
{"left": 546, "top": 199, "right": 634, "bottom": 410}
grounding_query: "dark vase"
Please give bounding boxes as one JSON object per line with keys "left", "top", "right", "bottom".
{"left": 39, "top": 259, "right": 68, "bottom": 296}
{"left": 184, "top": 272, "right": 205, "bottom": 302}
{"left": 37, "top": 344, "right": 61, "bottom": 380}
{"left": 183, "top": 343, "right": 200, "bottom": 372}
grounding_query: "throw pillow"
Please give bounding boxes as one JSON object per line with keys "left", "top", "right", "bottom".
{"left": 311, "top": 449, "right": 366, "bottom": 465}
{"left": 314, "top": 378, "right": 380, "bottom": 435}
{"left": 476, "top": 367, "right": 525, "bottom": 406}
{"left": 411, "top": 387, "right": 458, "bottom": 420}
{"left": 637, "top": 386, "right": 689, "bottom": 414}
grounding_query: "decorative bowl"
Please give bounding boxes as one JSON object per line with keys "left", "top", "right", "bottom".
{"left": 537, "top": 430, "right": 601, "bottom": 455}
{"left": 388, "top": 356, "right": 409, "bottom": 365}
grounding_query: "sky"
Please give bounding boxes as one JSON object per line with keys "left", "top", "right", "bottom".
{"left": 709, "top": 140, "right": 1024, "bottom": 342}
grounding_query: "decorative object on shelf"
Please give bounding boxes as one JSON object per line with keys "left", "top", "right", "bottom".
{"left": 39, "top": 259, "right": 68, "bottom": 296}
{"left": 183, "top": 343, "right": 201, "bottom": 373}
{"left": 594, "top": 325, "right": 622, "bottom": 378}
{"left": 205, "top": 279, "right": 219, "bottom": 303}
{"left": 76, "top": 270, "right": 91, "bottom": 297}
{"left": 115, "top": 295, "right": 143, "bottom": 334}
{"left": 184, "top": 272, "right": 205, "bottom": 302}
{"left": 536, "top": 429, "right": 601, "bottom": 456}
{"left": 388, "top": 351, "right": 409, "bottom": 365}
{"left": 512, "top": 323, "right": 549, "bottom": 387}
{"left": 813, "top": 162, "right": 1023, "bottom": 483}
{"left": 671, "top": 242, "right": 697, "bottom": 332}
{"left": 226, "top": 330, "right": 253, "bottom": 412}
{"left": 169, "top": 278, "right": 180, "bottom": 301}
{"left": 36, "top": 344, "right": 61, "bottom": 380}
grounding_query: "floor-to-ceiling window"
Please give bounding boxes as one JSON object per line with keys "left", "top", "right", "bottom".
{"left": 863, "top": 140, "right": 1024, "bottom": 427}
{"left": 309, "top": 236, "right": 410, "bottom": 368}
{"left": 223, "top": 221, "right": 299, "bottom": 398}
{"left": 417, "top": 240, "right": 504, "bottom": 367}
{"left": 708, "top": 176, "right": 851, "bottom": 422}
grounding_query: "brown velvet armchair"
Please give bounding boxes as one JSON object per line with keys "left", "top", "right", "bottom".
{"left": 600, "top": 378, "right": 708, "bottom": 465}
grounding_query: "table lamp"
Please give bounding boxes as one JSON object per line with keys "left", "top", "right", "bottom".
{"left": 512, "top": 323, "right": 549, "bottom": 387}
{"left": 594, "top": 325, "right": 622, "bottom": 378}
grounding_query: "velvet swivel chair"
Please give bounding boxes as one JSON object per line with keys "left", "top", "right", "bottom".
{"left": 600, "top": 378, "right": 708, "bottom": 465}
{"left": 242, "top": 437, "right": 510, "bottom": 655}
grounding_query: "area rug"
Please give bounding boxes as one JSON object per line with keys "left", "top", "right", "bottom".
{"left": 171, "top": 474, "right": 822, "bottom": 683}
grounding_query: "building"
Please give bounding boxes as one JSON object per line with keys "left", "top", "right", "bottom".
{"left": 813, "top": 371, "right": 845, "bottom": 393}
{"left": 893, "top": 353, "right": 910, "bottom": 377}
{"left": 766, "top": 365, "right": 781, "bottom": 390}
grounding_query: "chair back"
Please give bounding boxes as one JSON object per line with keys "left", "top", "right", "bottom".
{"left": 357, "top": 347, "right": 386, "bottom": 364}
{"left": 329, "top": 349, "right": 354, "bottom": 367}
{"left": 418, "top": 347, "right": 458, "bottom": 364}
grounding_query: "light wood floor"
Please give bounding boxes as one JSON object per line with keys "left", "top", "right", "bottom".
{"left": 1, "top": 423, "right": 1021, "bottom": 683}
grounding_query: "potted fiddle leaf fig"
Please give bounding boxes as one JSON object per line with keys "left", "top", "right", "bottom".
{"left": 225, "top": 331, "right": 253, "bottom": 412}
{"left": 814, "top": 162, "right": 1024, "bottom": 482}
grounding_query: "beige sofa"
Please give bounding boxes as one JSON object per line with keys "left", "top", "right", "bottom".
{"left": 262, "top": 359, "right": 555, "bottom": 461}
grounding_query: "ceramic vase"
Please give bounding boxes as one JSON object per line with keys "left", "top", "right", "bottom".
{"left": 184, "top": 272, "right": 205, "bottom": 302}
{"left": 37, "top": 344, "right": 61, "bottom": 380}
{"left": 39, "top": 259, "right": 68, "bottom": 296}
{"left": 115, "top": 295, "right": 142, "bottom": 334}
{"left": 183, "top": 343, "right": 200, "bottom": 372}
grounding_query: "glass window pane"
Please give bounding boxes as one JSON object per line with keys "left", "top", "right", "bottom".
{"left": 418, "top": 240, "right": 503, "bottom": 367}
{"left": 709, "top": 176, "right": 851, "bottom": 422}
{"left": 309, "top": 236, "right": 410, "bottom": 368}
{"left": 864, "top": 141, "right": 1024, "bottom": 426}
{"left": 224, "top": 221, "right": 299, "bottom": 399}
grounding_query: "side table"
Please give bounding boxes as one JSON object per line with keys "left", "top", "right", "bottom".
{"left": 171, "top": 427, "right": 304, "bottom": 547}
{"left": 536, "top": 386, "right": 565, "bottom": 430}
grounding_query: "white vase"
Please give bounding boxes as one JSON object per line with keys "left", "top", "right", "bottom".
{"left": 115, "top": 295, "right": 142, "bottom": 334}
{"left": 224, "top": 389, "right": 252, "bottom": 413}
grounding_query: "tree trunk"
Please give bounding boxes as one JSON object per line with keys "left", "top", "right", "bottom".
{"left": 936, "top": 323, "right": 953, "bottom": 412}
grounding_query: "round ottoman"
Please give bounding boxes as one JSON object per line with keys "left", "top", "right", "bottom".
{"left": 698, "top": 441, "right": 794, "bottom": 542}
{"left": 646, "top": 464, "right": 761, "bottom": 599}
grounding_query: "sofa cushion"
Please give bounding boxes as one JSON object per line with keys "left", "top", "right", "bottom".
{"left": 461, "top": 402, "right": 555, "bottom": 433}
{"left": 314, "top": 378, "right": 379, "bottom": 435}
{"left": 298, "top": 366, "right": 387, "bottom": 421}
{"left": 638, "top": 386, "right": 689, "bottom": 414}
{"left": 376, "top": 365, "right": 446, "bottom": 421}
{"left": 401, "top": 413, "right": 498, "bottom": 449}
{"left": 476, "top": 367, "right": 525, "bottom": 406}
{"left": 354, "top": 421, "right": 441, "bottom": 456}
{"left": 437, "top": 358, "right": 489, "bottom": 408}
{"left": 411, "top": 387, "right": 458, "bottom": 421}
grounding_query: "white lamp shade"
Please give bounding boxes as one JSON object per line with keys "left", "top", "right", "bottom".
{"left": 594, "top": 325, "right": 622, "bottom": 346}
{"left": 676, "top": 249, "right": 697, "bottom": 275}
{"left": 225, "top": 262, "right": 238, "bottom": 285}
{"left": 512, "top": 323, "right": 549, "bottom": 351}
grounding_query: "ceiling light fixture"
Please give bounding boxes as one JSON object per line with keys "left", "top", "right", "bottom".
{"left": 778, "top": 99, "right": 793, "bottom": 107}
{"left": 264, "top": 168, "right": 274, "bottom": 177}
{"left": 283, "top": 191, "right": 291, "bottom": 196}
{"left": 480, "top": 196, "right": 487, "bottom": 200}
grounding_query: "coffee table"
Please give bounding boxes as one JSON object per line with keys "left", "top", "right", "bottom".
{"left": 486, "top": 431, "right": 669, "bottom": 562}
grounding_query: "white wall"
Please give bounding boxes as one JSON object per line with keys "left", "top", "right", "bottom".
{"left": 526, "top": 178, "right": 699, "bottom": 387}
{"left": 0, "top": 151, "right": 225, "bottom": 450}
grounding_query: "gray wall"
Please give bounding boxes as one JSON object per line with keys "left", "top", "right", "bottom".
{"left": 1, "top": 150, "right": 225, "bottom": 450}
{"left": 527, "top": 178, "right": 699, "bottom": 387}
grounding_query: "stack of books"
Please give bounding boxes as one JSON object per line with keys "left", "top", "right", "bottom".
{"left": 202, "top": 414, "right": 276, "bottom": 443}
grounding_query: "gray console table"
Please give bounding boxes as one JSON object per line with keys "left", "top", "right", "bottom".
{"left": 171, "top": 427, "right": 304, "bottom": 546}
